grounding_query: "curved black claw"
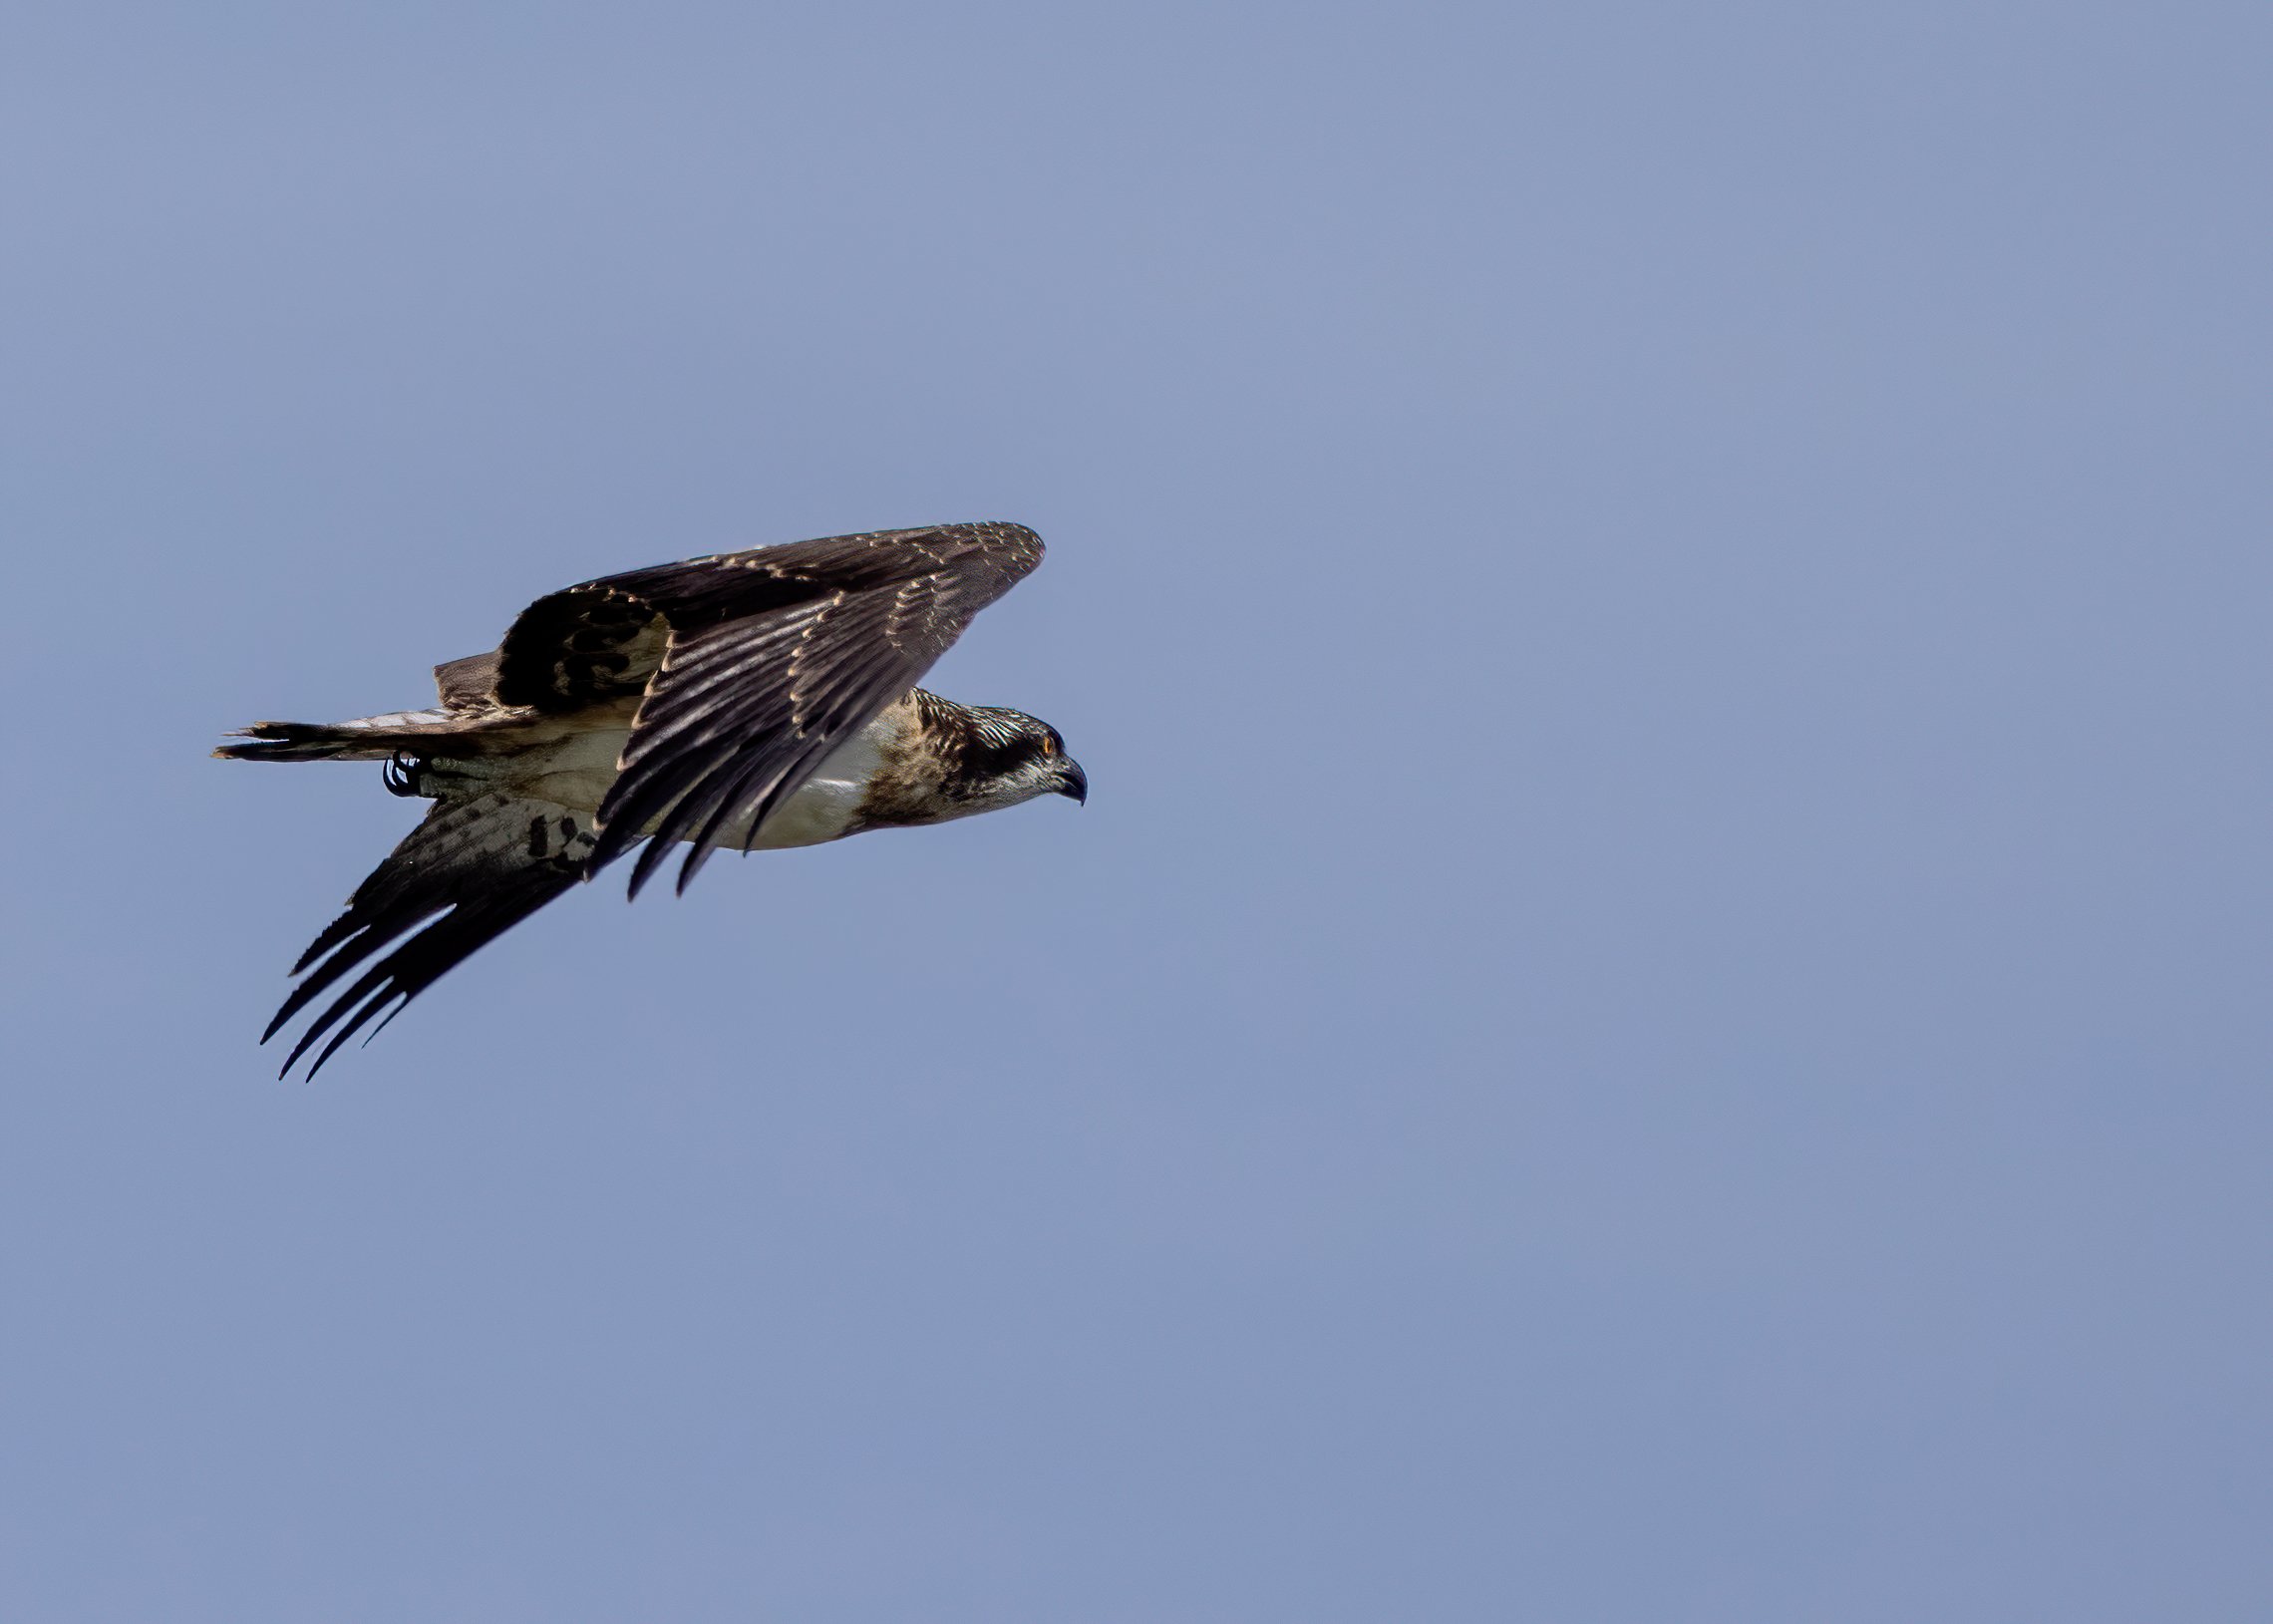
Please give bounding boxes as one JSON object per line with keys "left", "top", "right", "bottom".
{"left": 382, "top": 751, "right": 427, "bottom": 799}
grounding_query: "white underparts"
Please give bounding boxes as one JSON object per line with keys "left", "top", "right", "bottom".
{"left": 474, "top": 708, "right": 902, "bottom": 850}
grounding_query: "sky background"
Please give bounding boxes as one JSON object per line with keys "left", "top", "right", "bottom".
{"left": 4, "top": 3, "right": 2271, "bottom": 1619}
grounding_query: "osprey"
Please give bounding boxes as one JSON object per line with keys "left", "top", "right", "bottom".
{"left": 219, "top": 521, "right": 1083, "bottom": 1078}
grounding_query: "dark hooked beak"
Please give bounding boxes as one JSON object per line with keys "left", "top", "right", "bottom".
{"left": 1054, "top": 758, "right": 1088, "bottom": 806}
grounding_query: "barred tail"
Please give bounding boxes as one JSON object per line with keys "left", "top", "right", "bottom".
{"left": 213, "top": 710, "right": 467, "bottom": 763}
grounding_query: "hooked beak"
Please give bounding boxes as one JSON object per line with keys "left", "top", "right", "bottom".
{"left": 1054, "top": 758, "right": 1088, "bottom": 806}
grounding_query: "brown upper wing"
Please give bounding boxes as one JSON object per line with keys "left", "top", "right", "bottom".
{"left": 432, "top": 648, "right": 505, "bottom": 711}
{"left": 490, "top": 520, "right": 1045, "bottom": 896}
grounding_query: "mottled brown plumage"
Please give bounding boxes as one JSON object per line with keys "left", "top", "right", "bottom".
{"left": 219, "top": 521, "right": 1083, "bottom": 1077}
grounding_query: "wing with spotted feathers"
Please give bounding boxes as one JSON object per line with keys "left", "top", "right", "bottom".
{"left": 264, "top": 794, "right": 599, "bottom": 1079}
{"left": 491, "top": 520, "right": 1044, "bottom": 896}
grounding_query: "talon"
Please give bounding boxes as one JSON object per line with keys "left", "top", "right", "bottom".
{"left": 383, "top": 751, "right": 425, "bottom": 798}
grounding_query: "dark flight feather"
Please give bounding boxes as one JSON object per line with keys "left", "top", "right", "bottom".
{"left": 264, "top": 794, "right": 599, "bottom": 1078}
{"left": 481, "top": 522, "right": 1043, "bottom": 895}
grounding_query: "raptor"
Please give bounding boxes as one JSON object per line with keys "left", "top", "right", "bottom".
{"left": 219, "top": 521, "right": 1084, "bottom": 1078}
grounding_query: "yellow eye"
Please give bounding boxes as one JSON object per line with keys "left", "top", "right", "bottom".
{"left": 1039, "top": 736, "right": 1058, "bottom": 758}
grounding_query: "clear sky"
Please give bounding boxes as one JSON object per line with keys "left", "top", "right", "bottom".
{"left": 4, "top": 3, "right": 2270, "bottom": 1619}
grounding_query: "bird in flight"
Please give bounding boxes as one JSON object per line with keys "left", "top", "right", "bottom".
{"left": 219, "top": 520, "right": 1084, "bottom": 1077}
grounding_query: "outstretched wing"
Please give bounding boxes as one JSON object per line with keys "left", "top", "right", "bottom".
{"left": 264, "top": 794, "right": 599, "bottom": 1079}
{"left": 492, "top": 519, "right": 1044, "bottom": 896}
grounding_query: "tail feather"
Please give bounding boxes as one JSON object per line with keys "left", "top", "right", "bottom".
{"left": 214, "top": 710, "right": 473, "bottom": 763}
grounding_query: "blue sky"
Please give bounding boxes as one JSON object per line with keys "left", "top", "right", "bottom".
{"left": 4, "top": 3, "right": 2270, "bottom": 1619}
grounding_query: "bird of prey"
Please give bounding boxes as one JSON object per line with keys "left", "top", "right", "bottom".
{"left": 218, "top": 520, "right": 1083, "bottom": 1078}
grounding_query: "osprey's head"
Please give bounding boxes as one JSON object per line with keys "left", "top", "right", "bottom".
{"left": 958, "top": 707, "right": 1088, "bottom": 812}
